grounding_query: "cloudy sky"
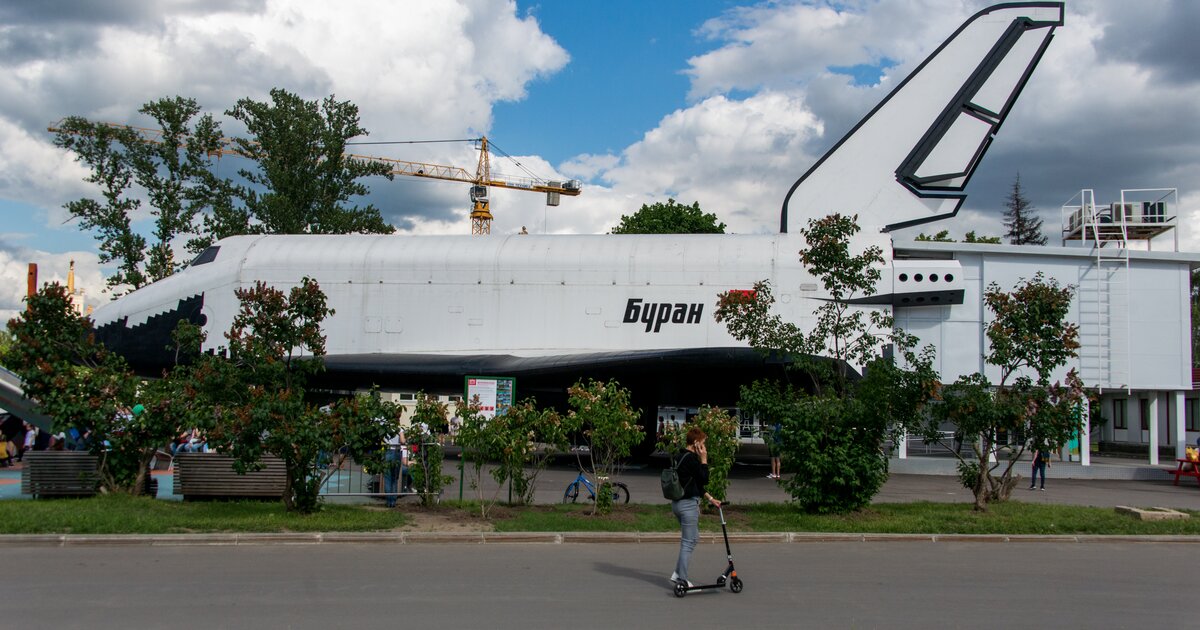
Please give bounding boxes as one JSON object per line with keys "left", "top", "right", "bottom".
{"left": 1, "top": 0, "right": 1197, "bottom": 322}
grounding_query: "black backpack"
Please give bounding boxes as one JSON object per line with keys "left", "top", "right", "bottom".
{"left": 661, "top": 452, "right": 686, "bottom": 500}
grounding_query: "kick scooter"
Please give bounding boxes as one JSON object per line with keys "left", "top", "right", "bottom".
{"left": 673, "top": 505, "right": 743, "bottom": 597}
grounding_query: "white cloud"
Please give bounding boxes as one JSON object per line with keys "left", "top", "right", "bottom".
{"left": 0, "top": 118, "right": 93, "bottom": 219}
{"left": 591, "top": 92, "right": 822, "bottom": 233}
{"left": 685, "top": 0, "right": 974, "bottom": 100}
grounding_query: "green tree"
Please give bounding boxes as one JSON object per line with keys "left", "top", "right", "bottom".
{"left": 187, "top": 277, "right": 395, "bottom": 513}
{"left": 610, "top": 199, "right": 725, "bottom": 234}
{"left": 1191, "top": 269, "right": 1200, "bottom": 368}
{"left": 919, "top": 273, "right": 1084, "bottom": 511}
{"left": 964, "top": 230, "right": 1001, "bottom": 244}
{"left": 566, "top": 379, "right": 643, "bottom": 514}
{"left": 5, "top": 283, "right": 182, "bottom": 495}
{"left": 454, "top": 396, "right": 508, "bottom": 517}
{"left": 53, "top": 97, "right": 225, "bottom": 293}
{"left": 914, "top": 229, "right": 1000, "bottom": 244}
{"left": 655, "top": 406, "right": 740, "bottom": 503}
{"left": 715, "top": 214, "right": 938, "bottom": 513}
{"left": 223, "top": 88, "right": 396, "bottom": 239}
{"left": 914, "top": 229, "right": 953, "bottom": 242}
{"left": 1002, "top": 174, "right": 1046, "bottom": 245}
{"left": 492, "top": 399, "right": 572, "bottom": 506}
{"left": 408, "top": 392, "right": 453, "bottom": 506}
{"left": 0, "top": 328, "right": 12, "bottom": 365}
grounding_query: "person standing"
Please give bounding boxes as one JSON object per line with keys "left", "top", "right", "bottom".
{"left": 766, "top": 421, "right": 782, "bottom": 479}
{"left": 670, "top": 427, "right": 721, "bottom": 588}
{"left": 20, "top": 422, "right": 36, "bottom": 462}
{"left": 383, "top": 429, "right": 406, "bottom": 507}
{"left": 1029, "top": 446, "right": 1051, "bottom": 490}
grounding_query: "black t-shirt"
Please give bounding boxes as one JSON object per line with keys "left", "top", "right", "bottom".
{"left": 676, "top": 450, "right": 709, "bottom": 499}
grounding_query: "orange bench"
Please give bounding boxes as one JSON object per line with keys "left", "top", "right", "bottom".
{"left": 1170, "top": 458, "right": 1200, "bottom": 486}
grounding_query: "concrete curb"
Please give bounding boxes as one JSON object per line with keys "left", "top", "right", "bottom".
{"left": 3, "top": 531, "right": 1200, "bottom": 546}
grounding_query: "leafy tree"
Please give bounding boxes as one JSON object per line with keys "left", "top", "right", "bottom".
{"left": 454, "top": 396, "right": 508, "bottom": 517}
{"left": 0, "top": 329, "right": 12, "bottom": 365}
{"left": 5, "top": 283, "right": 180, "bottom": 495}
{"left": 964, "top": 230, "right": 1001, "bottom": 244}
{"left": 492, "top": 399, "right": 572, "bottom": 506}
{"left": 915, "top": 230, "right": 953, "bottom": 242}
{"left": 407, "top": 392, "right": 453, "bottom": 506}
{"left": 54, "top": 91, "right": 398, "bottom": 294}
{"left": 914, "top": 229, "right": 1000, "bottom": 244}
{"left": 223, "top": 88, "right": 395, "bottom": 239}
{"left": 918, "top": 273, "right": 1084, "bottom": 511}
{"left": 1002, "top": 174, "right": 1046, "bottom": 245}
{"left": 715, "top": 213, "right": 938, "bottom": 513}
{"left": 655, "top": 406, "right": 740, "bottom": 503}
{"left": 187, "top": 277, "right": 396, "bottom": 513}
{"left": 53, "top": 97, "right": 225, "bottom": 293}
{"left": 566, "top": 379, "right": 643, "bottom": 514}
{"left": 610, "top": 199, "right": 725, "bottom": 234}
{"left": 1192, "top": 269, "right": 1200, "bottom": 368}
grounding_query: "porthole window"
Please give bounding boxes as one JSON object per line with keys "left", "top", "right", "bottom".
{"left": 916, "top": 297, "right": 926, "bottom": 303}
{"left": 931, "top": 296, "right": 941, "bottom": 303}
{"left": 929, "top": 274, "right": 939, "bottom": 282}
{"left": 944, "top": 274, "right": 954, "bottom": 282}
{"left": 914, "top": 273, "right": 924, "bottom": 282}
{"left": 898, "top": 273, "right": 909, "bottom": 282}
{"left": 901, "top": 297, "right": 911, "bottom": 304}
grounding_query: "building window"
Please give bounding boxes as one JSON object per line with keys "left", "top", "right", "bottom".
{"left": 1187, "top": 398, "right": 1200, "bottom": 432}
{"left": 1113, "top": 399, "right": 1127, "bottom": 430}
{"left": 1140, "top": 398, "right": 1150, "bottom": 431}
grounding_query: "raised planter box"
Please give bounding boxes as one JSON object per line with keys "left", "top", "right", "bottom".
{"left": 21, "top": 451, "right": 99, "bottom": 498}
{"left": 174, "top": 453, "right": 287, "bottom": 501}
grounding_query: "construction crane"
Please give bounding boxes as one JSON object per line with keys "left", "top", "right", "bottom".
{"left": 348, "top": 137, "right": 582, "bottom": 234}
{"left": 48, "top": 121, "right": 581, "bottom": 235}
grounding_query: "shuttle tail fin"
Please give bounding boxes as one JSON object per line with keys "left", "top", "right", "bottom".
{"left": 781, "top": 2, "right": 1064, "bottom": 234}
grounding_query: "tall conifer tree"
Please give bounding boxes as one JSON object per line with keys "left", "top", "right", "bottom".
{"left": 1002, "top": 174, "right": 1046, "bottom": 245}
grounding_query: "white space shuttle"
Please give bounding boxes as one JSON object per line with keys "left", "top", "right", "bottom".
{"left": 88, "top": 3, "right": 1065, "bottom": 412}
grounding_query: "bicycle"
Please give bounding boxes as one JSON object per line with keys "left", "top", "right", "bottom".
{"left": 562, "top": 469, "right": 630, "bottom": 504}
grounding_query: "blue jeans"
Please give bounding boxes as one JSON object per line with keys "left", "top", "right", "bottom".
{"left": 1030, "top": 460, "right": 1046, "bottom": 488}
{"left": 383, "top": 448, "right": 403, "bottom": 507}
{"left": 672, "top": 497, "right": 700, "bottom": 582}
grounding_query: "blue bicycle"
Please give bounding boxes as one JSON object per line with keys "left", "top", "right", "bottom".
{"left": 562, "top": 469, "right": 630, "bottom": 504}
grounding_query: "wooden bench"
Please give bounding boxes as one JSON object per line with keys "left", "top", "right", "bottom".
{"left": 20, "top": 451, "right": 99, "bottom": 498}
{"left": 1170, "top": 458, "right": 1200, "bottom": 486}
{"left": 174, "top": 453, "right": 287, "bottom": 501}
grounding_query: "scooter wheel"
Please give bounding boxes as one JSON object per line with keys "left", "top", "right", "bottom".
{"left": 730, "top": 577, "right": 743, "bottom": 593}
{"left": 674, "top": 582, "right": 688, "bottom": 598}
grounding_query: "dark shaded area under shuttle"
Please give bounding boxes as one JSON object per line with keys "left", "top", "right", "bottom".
{"left": 318, "top": 348, "right": 811, "bottom": 458}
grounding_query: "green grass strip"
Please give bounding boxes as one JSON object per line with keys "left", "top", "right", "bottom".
{"left": 3, "top": 496, "right": 1200, "bottom": 536}
{"left": 0, "top": 494, "right": 408, "bottom": 534}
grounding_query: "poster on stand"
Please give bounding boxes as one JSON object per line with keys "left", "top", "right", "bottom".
{"left": 465, "top": 376, "right": 515, "bottom": 420}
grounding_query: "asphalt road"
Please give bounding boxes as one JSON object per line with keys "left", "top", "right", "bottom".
{"left": 10, "top": 541, "right": 1197, "bottom": 629}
